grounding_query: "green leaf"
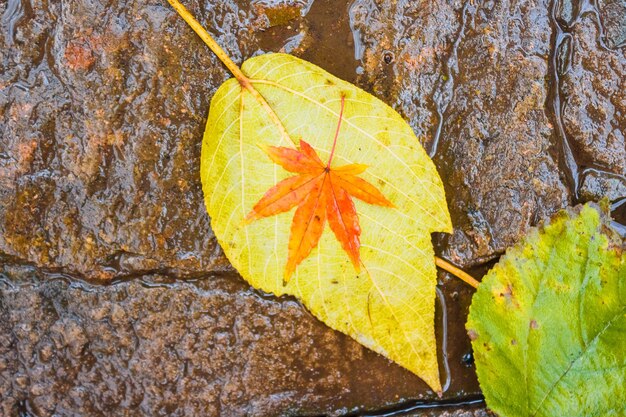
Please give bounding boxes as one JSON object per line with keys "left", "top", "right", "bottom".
{"left": 201, "top": 53, "right": 452, "bottom": 392}
{"left": 467, "top": 203, "right": 626, "bottom": 417}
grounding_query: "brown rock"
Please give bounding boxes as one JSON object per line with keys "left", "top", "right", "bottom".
{"left": 0, "top": 0, "right": 311, "bottom": 280}
{"left": 0, "top": 268, "right": 483, "bottom": 416}
{"left": 406, "top": 408, "right": 496, "bottom": 417}
{"left": 598, "top": 0, "right": 626, "bottom": 49}
{"left": 352, "top": 0, "right": 571, "bottom": 267}
{"left": 434, "top": 0, "right": 571, "bottom": 266}
{"left": 559, "top": 12, "right": 626, "bottom": 201}
{"left": 64, "top": 39, "right": 96, "bottom": 71}
{"left": 352, "top": 0, "right": 464, "bottom": 152}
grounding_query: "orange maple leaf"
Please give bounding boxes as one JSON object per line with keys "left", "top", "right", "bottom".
{"left": 245, "top": 95, "right": 394, "bottom": 282}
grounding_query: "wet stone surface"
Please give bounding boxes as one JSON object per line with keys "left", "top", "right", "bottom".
{"left": 0, "top": 0, "right": 321, "bottom": 280}
{"left": 433, "top": 0, "right": 572, "bottom": 267}
{"left": 0, "top": 268, "right": 481, "bottom": 417}
{"left": 1, "top": 0, "right": 625, "bottom": 415}
{"left": 353, "top": 0, "right": 575, "bottom": 267}
{"left": 558, "top": 10, "right": 626, "bottom": 201}
{"left": 598, "top": 0, "right": 626, "bottom": 49}
{"left": 0, "top": 0, "right": 237, "bottom": 279}
{"left": 404, "top": 409, "right": 493, "bottom": 417}
{"left": 350, "top": 0, "right": 464, "bottom": 152}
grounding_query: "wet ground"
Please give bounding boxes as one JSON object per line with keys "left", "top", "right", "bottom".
{"left": 0, "top": 0, "right": 624, "bottom": 415}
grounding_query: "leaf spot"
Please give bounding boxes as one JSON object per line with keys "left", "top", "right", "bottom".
{"left": 468, "top": 329, "right": 478, "bottom": 341}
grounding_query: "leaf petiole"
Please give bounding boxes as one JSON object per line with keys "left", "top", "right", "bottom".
{"left": 166, "top": 0, "right": 248, "bottom": 84}
{"left": 435, "top": 256, "right": 479, "bottom": 288}
{"left": 166, "top": 0, "right": 294, "bottom": 146}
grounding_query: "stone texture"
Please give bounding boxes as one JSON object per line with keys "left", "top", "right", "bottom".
{"left": 559, "top": 11, "right": 626, "bottom": 201}
{"left": 0, "top": 0, "right": 312, "bottom": 280}
{"left": 579, "top": 170, "right": 626, "bottom": 202}
{"left": 353, "top": 0, "right": 572, "bottom": 267}
{"left": 434, "top": 0, "right": 571, "bottom": 267}
{"left": 598, "top": 0, "right": 626, "bottom": 49}
{"left": 406, "top": 408, "right": 495, "bottom": 417}
{"left": 0, "top": 267, "right": 484, "bottom": 417}
{"left": 350, "top": 0, "right": 464, "bottom": 152}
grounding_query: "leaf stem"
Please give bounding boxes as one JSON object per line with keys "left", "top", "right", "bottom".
{"left": 435, "top": 256, "right": 479, "bottom": 289}
{"left": 165, "top": 0, "right": 249, "bottom": 85}
{"left": 165, "top": 0, "right": 295, "bottom": 146}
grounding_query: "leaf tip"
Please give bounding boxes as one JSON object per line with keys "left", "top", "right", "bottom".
{"left": 283, "top": 262, "right": 295, "bottom": 285}
{"left": 378, "top": 196, "right": 396, "bottom": 209}
{"left": 353, "top": 163, "right": 369, "bottom": 172}
{"left": 297, "top": 138, "right": 312, "bottom": 151}
{"left": 257, "top": 143, "right": 272, "bottom": 154}
{"left": 243, "top": 211, "right": 257, "bottom": 225}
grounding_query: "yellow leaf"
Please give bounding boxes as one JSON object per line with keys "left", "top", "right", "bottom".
{"left": 201, "top": 53, "right": 452, "bottom": 392}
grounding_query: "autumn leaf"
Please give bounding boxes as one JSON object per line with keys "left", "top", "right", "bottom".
{"left": 245, "top": 96, "right": 394, "bottom": 282}
{"left": 167, "top": 0, "right": 452, "bottom": 393}
{"left": 467, "top": 203, "right": 626, "bottom": 417}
